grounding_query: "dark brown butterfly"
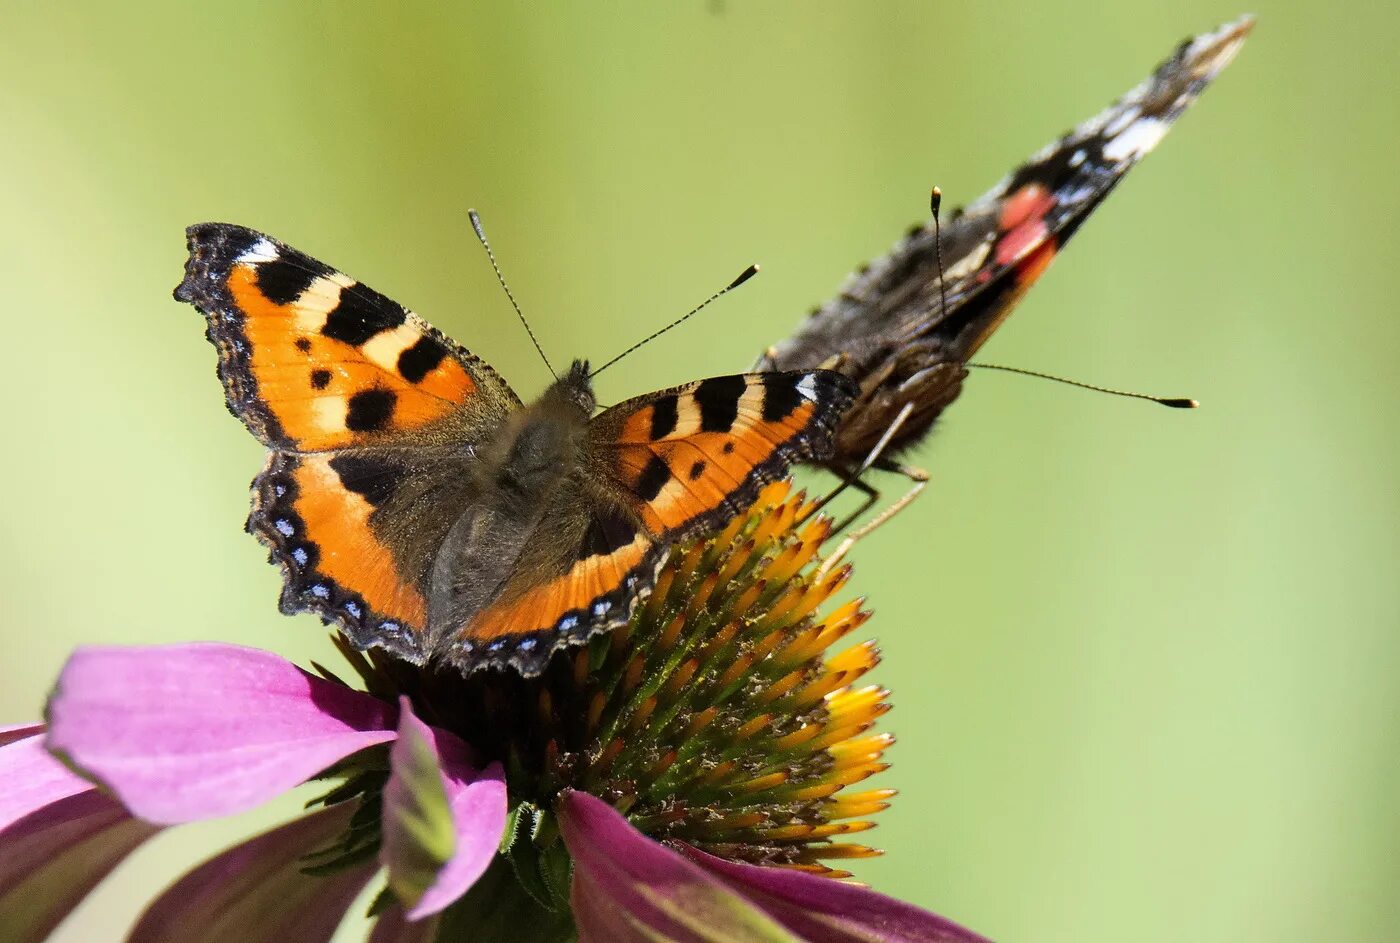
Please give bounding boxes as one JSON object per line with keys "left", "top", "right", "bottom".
{"left": 760, "top": 17, "right": 1252, "bottom": 530}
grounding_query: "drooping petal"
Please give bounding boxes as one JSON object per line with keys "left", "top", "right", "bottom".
{"left": 46, "top": 643, "right": 398, "bottom": 823}
{"left": 0, "top": 727, "right": 158, "bottom": 943}
{"left": 128, "top": 801, "right": 377, "bottom": 943}
{"left": 0, "top": 722, "right": 46, "bottom": 747}
{"left": 680, "top": 846, "right": 992, "bottom": 943}
{"left": 380, "top": 697, "right": 507, "bottom": 920}
{"left": 560, "top": 791, "right": 990, "bottom": 943}
{"left": 1, "top": 724, "right": 102, "bottom": 827}
{"left": 559, "top": 790, "right": 801, "bottom": 942}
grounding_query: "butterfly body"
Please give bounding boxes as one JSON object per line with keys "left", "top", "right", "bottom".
{"left": 419, "top": 359, "right": 638, "bottom": 656}
{"left": 178, "top": 225, "right": 855, "bottom": 675}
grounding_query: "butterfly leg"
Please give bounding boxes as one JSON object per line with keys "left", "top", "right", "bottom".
{"left": 844, "top": 460, "right": 929, "bottom": 543}
{"left": 815, "top": 402, "right": 929, "bottom": 576}
{"left": 816, "top": 461, "right": 928, "bottom": 579}
{"left": 825, "top": 475, "right": 882, "bottom": 538}
{"left": 810, "top": 400, "right": 916, "bottom": 528}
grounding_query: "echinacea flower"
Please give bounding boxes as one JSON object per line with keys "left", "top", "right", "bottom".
{"left": 9, "top": 482, "right": 988, "bottom": 942}
{"left": 0, "top": 725, "right": 159, "bottom": 941}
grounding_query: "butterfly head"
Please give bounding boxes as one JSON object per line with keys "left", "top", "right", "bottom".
{"left": 544, "top": 358, "right": 597, "bottom": 417}
{"left": 496, "top": 360, "right": 596, "bottom": 499}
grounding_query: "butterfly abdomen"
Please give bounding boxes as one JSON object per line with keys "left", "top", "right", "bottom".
{"left": 423, "top": 368, "right": 604, "bottom": 654}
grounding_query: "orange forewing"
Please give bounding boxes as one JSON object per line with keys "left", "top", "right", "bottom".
{"left": 224, "top": 264, "right": 475, "bottom": 451}
{"left": 601, "top": 373, "right": 852, "bottom": 540}
{"left": 618, "top": 416, "right": 816, "bottom": 535}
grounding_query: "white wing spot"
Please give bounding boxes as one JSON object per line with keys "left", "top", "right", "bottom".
{"left": 1104, "top": 105, "right": 1142, "bottom": 137}
{"left": 238, "top": 239, "right": 279, "bottom": 264}
{"left": 292, "top": 273, "right": 355, "bottom": 331}
{"left": 312, "top": 397, "right": 348, "bottom": 432}
{"left": 1103, "top": 118, "right": 1169, "bottom": 162}
{"left": 361, "top": 322, "right": 423, "bottom": 373}
{"left": 943, "top": 239, "right": 992, "bottom": 280}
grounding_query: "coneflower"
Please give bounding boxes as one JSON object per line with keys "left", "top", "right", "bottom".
{"left": 6, "top": 482, "right": 984, "bottom": 942}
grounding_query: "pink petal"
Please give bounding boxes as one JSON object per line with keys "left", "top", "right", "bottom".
{"left": 0, "top": 723, "right": 46, "bottom": 747}
{"left": 0, "top": 728, "right": 158, "bottom": 943}
{"left": 559, "top": 790, "right": 798, "bottom": 942}
{"left": 369, "top": 904, "right": 441, "bottom": 942}
{"left": 128, "top": 801, "right": 377, "bottom": 943}
{"left": 560, "top": 791, "right": 991, "bottom": 943}
{"left": 380, "top": 697, "right": 507, "bottom": 920}
{"left": 0, "top": 724, "right": 102, "bottom": 830}
{"left": 681, "top": 846, "right": 992, "bottom": 943}
{"left": 46, "top": 643, "right": 398, "bottom": 823}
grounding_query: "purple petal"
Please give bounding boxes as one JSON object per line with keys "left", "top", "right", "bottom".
{"left": 369, "top": 904, "right": 441, "bottom": 942}
{"left": 46, "top": 643, "right": 398, "bottom": 823}
{"left": 560, "top": 791, "right": 991, "bottom": 943}
{"left": 380, "top": 697, "right": 506, "bottom": 920}
{"left": 0, "top": 723, "right": 46, "bottom": 747}
{"left": 0, "top": 724, "right": 103, "bottom": 830}
{"left": 0, "top": 728, "right": 158, "bottom": 943}
{"left": 559, "top": 790, "right": 800, "bottom": 942}
{"left": 681, "top": 846, "right": 992, "bottom": 943}
{"left": 128, "top": 801, "right": 376, "bottom": 943}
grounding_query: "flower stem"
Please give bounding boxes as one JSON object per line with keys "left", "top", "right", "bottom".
{"left": 434, "top": 854, "right": 576, "bottom": 943}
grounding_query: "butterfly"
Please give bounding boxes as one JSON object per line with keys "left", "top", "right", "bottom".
{"left": 760, "top": 16, "right": 1252, "bottom": 524}
{"left": 175, "top": 224, "right": 856, "bottom": 676}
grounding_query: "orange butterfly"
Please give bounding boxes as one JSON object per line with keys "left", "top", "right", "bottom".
{"left": 177, "top": 224, "right": 855, "bottom": 675}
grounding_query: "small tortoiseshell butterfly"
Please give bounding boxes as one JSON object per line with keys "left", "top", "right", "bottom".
{"left": 762, "top": 17, "right": 1251, "bottom": 497}
{"left": 176, "top": 226, "right": 856, "bottom": 675}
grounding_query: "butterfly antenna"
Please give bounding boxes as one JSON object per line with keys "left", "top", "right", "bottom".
{"left": 931, "top": 186, "right": 949, "bottom": 321}
{"left": 942, "top": 187, "right": 1194, "bottom": 410}
{"left": 589, "top": 263, "right": 760, "bottom": 378}
{"left": 468, "top": 209, "right": 556, "bottom": 379}
{"left": 967, "top": 363, "right": 1198, "bottom": 408}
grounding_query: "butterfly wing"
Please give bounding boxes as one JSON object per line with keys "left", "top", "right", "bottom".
{"left": 438, "top": 369, "right": 856, "bottom": 676}
{"left": 177, "top": 223, "right": 520, "bottom": 660}
{"left": 762, "top": 17, "right": 1252, "bottom": 461}
{"left": 594, "top": 371, "right": 857, "bottom": 540}
{"left": 441, "top": 485, "right": 666, "bottom": 675}
{"left": 249, "top": 447, "right": 481, "bottom": 661}
{"left": 176, "top": 222, "right": 521, "bottom": 452}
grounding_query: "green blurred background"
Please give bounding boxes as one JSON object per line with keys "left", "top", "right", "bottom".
{"left": 3, "top": 2, "right": 1395, "bottom": 941}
